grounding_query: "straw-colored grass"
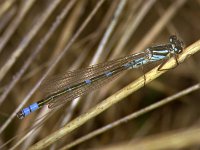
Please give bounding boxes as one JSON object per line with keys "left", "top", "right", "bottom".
{"left": 0, "top": 0, "right": 200, "bottom": 149}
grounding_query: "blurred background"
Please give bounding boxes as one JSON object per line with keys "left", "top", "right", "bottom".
{"left": 0, "top": 0, "right": 200, "bottom": 149}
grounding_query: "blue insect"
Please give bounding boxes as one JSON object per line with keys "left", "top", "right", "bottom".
{"left": 17, "top": 35, "right": 183, "bottom": 119}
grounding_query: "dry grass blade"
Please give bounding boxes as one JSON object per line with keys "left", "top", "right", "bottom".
{"left": 29, "top": 40, "right": 200, "bottom": 149}
{"left": 0, "top": 0, "right": 36, "bottom": 53}
{"left": 61, "top": 83, "right": 200, "bottom": 149}
{"left": 134, "top": 0, "right": 187, "bottom": 53}
{"left": 0, "top": 0, "right": 16, "bottom": 18}
{"left": 0, "top": 0, "right": 77, "bottom": 134}
{"left": 1, "top": 1, "right": 200, "bottom": 149}
{"left": 0, "top": 0, "right": 62, "bottom": 81}
{"left": 101, "top": 127, "right": 200, "bottom": 150}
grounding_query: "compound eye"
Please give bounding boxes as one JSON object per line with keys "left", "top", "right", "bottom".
{"left": 174, "top": 47, "right": 182, "bottom": 54}
{"left": 169, "top": 35, "right": 177, "bottom": 43}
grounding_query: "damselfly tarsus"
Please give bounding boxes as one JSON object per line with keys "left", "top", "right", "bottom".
{"left": 17, "top": 35, "right": 183, "bottom": 119}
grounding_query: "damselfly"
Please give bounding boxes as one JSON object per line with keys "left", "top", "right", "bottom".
{"left": 17, "top": 35, "right": 183, "bottom": 119}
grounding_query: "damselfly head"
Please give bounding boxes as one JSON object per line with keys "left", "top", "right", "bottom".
{"left": 16, "top": 111, "right": 24, "bottom": 119}
{"left": 169, "top": 35, "right": 184, "bottom": 54}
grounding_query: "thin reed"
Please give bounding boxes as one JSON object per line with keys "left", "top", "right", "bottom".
{"left": 0, "top": 0, "right": 200, "bottom": 149}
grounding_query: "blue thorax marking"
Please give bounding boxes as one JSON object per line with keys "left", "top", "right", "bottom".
{"left": 85, "top": 79, "right": 92, "bottom": 84}
{"left": 105, "top": 71, "right": 112, "bottom": 77}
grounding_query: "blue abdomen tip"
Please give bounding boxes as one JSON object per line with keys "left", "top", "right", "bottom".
{"left": 30, "top": 102, "right": 39, "bottom": 112}
{"left": 22, "top": 103, "right": 39, "bottom": 117}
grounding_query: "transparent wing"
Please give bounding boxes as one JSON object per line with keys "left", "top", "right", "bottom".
{"left": 48, "top": 70, "right": 119, "bottom": 108}
{"left": 41, "top": 52, "right": 146, "bottom": 109}
{"left": 41, "top": 52, "right": 145, "bottom": 95}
